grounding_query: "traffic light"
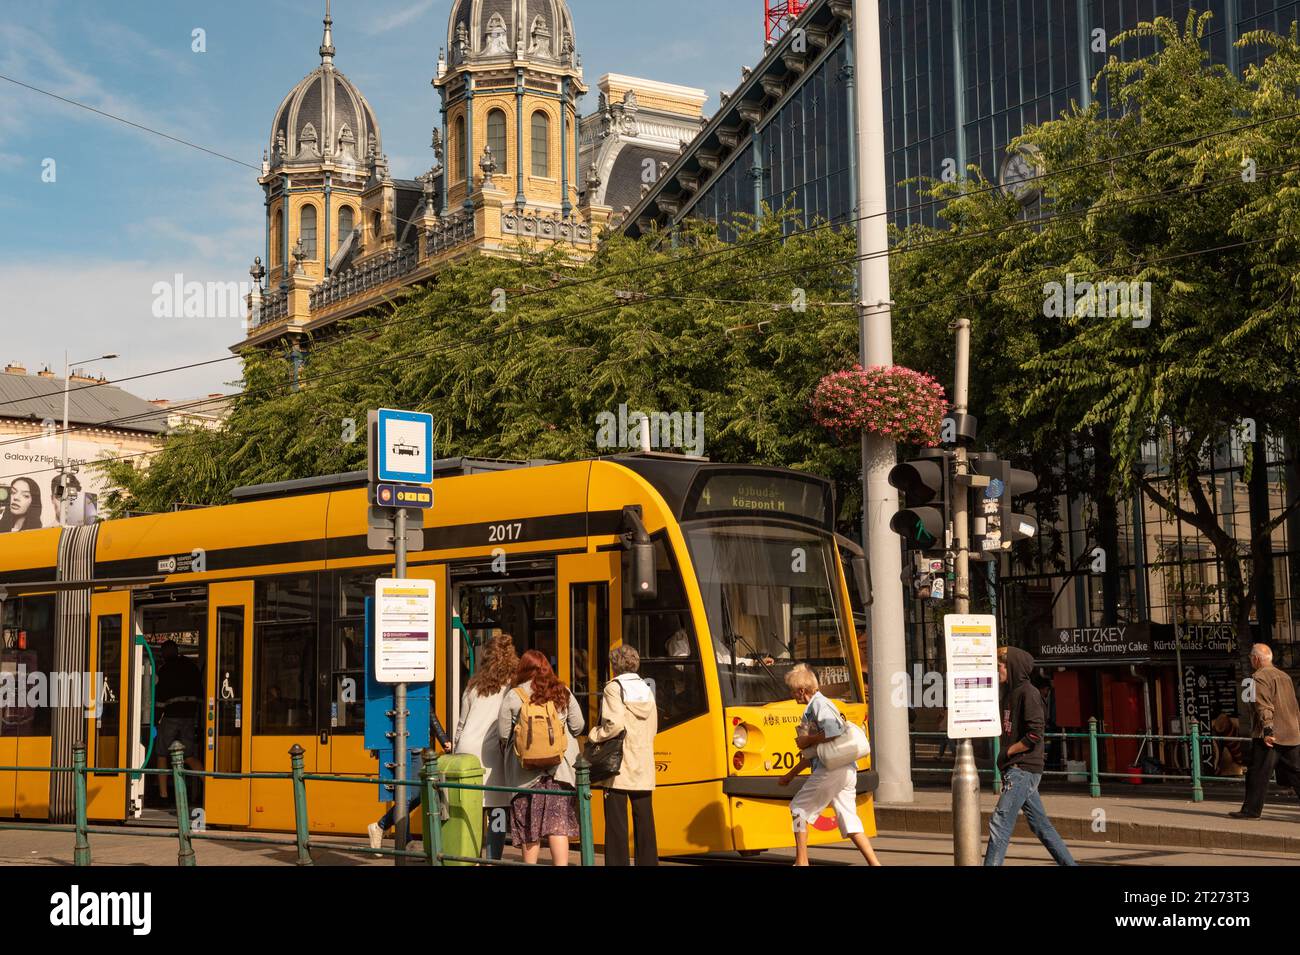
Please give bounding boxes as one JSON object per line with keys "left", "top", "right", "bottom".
{"left": 888, "top": 449, "right": 952, "bottom": 553}
{"left": 968, "top": 455, "right": 1038, "bottom": 557}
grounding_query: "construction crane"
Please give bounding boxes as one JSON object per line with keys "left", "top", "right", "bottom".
{"left": 765, "top": 0, "right": 809, "bottom": 43}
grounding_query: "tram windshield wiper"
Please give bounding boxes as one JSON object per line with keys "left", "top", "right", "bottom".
{"left": 720, "top": 589, "right": 789, "bottom": 701}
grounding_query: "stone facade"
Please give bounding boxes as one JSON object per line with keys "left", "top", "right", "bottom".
{"left": 239, "top": 0, "right": 624, "bottom": 354}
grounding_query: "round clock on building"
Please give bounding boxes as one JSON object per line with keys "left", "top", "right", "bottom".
{"left": 999, "top": 144, "right": 1044, "bottom": 205}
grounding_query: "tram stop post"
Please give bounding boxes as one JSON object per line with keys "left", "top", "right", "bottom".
{"left": 72, "top": 743, "right": 91, "bottom": 867}
{"left": 170, "top": 742, "right": 196, "bottom": 867}
{"left": 393, "top": 507, "right": 410, "bottom": 865}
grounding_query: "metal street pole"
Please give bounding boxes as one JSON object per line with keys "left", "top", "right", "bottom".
{"left": 949, "top": 313, "right": 981, "bottom": 865}
{"left": 61, "top": 352, "right": 117, "bottom": 482}
{"left": 393, "top": 507, "right": 409, "bottom": 865}
{"left": 61, "top": 351, "right": 71, "bottom": 478}
{"left": 852, "top": 0, "right": 912, "bottom": 803}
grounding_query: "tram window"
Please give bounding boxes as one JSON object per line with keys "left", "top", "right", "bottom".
{"left": 337, "top": 570, "right": 379, "bottom": 619}
{"left": 332, "top": 571, "right": 376, "bottom": 735}
{"left": 569, "top": 584, "right": 610, "bottom": 723}
{"left": 96, "top": 614, "right": 123, "bottom": 770}
{"left": 215, "top": 607, "right": 244, "bottom": 772}
{"left": 1, "top": 595, "right": 55, "bottom": 738}
{"left": 621, "top": 539, "right": 707, "bottom": 730}
{"left": 686, "top": 524, "right": 860, "bottom": 705}
{"left": 254, "top": 621, "right": 317, "bottom": 735}
{"left": 837, "top": 544, "right": 870, "bottom": 693}
{"left": 256, "top": 575, "right": 315, "bottom": 622}
{"left": 332, "top": 621, "right": 366, "bottom": 734}
{"left": 457, "top": 578, "right": 558, "bottom": 681}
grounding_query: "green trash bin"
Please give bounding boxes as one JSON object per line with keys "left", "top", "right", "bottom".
{"left": 438, "top": 754, "right": 484, "bottom": 865}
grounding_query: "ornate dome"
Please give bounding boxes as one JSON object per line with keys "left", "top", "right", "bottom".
{"left": 446, "top": 0, "right": 577, "bottom": 66}
{"left": 268, "top": 8, "right": 381, "bottom": 168}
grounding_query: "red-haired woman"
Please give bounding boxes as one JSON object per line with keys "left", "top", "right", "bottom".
{"left": 497, "top": 649, "right": 585, "bottom": 865}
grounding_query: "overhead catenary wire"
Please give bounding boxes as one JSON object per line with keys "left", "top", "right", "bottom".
{"left": 14, "top": 221, "right": 1296, "bottom": 482}
{"left": 5, "top": 65, "right": 1299, "bottom": 446}
{"left": 12, "top": 137, "right": 1296, "bottom": 438}
{"left": 7, "top": 151, "right": 1299, "bottom": 453}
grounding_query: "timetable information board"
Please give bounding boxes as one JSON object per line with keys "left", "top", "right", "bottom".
{"left": 944, "top": 614, "right": 1001, "bottom": 739}
{"left": 374, "top": 578, "right": 437, "bottom": 684}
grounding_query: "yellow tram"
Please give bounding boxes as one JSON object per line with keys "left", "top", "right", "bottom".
{"left": 0, "top": 454, "right": 876, "bottom": 855}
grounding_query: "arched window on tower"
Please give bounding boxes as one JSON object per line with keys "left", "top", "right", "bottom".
{"left": 487, "top": 109, "right": 508, "bottom": 175}
{"left": 531, "top": 111, "right": 550, "bottom": 177}
{"left": 270, "top": 215, "right": 281, "bottom": 268}
{"left": 300, "top": 205, "right": 317, "bottom": 259}
{"left": 337, "top": 206, "right": 354, "bottom": 249}
{"left": 454, "top": 115, "right": 465, "bottom": 182}
{"left": 372, "top": 210, "right": 382, "bottom": 242}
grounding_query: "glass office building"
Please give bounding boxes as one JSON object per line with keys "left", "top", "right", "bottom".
{"left": 626, "top": 0, "right": 1300, "bottom": 235}
{"left": 624, "top": 0, "right": 1300, "bottom": 774}
{"left": 884, "top": 0, "right": 1300, "bottom": 227}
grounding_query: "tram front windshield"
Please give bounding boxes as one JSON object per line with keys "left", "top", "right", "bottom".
{"left": 685, "top": 522, "right": 859, "bottom": 706}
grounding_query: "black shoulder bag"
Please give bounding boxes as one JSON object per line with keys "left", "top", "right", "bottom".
{"left": 583, "top": 681, "right": 627, "bottom": 784}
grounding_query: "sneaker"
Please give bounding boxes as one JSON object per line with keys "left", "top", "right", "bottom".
{"left": 367, "top": 822, "right": 384, "bottom": 850}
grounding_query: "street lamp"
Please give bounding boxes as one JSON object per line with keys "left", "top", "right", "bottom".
{"left": 61, "top": 352, "right": 118, "bottom": 483}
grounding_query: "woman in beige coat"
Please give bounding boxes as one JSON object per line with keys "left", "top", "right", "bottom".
{"left": 588, "top": 645, "right": 659, "bottom": 866}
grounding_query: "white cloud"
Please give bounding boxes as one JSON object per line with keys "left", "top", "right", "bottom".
{"left": 363, "top": 0, "right": 437, "bottom": 36}
{"left": 0, "top": 259, "right": 249, "bottom": 401}
{"left": 0, "top": 23, "right": 151, "bottom": 138}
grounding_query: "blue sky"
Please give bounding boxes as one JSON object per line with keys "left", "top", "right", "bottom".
{"left": 0, "top": 0, "right": 761, "bottom": 400}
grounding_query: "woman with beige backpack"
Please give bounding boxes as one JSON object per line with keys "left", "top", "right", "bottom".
{"left": 498, "top": 649, "right": 585, "bottom": 865}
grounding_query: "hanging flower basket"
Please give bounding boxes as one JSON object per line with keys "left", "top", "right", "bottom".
{"left": 811, "top": 364, "right": 947, "bottom": 446}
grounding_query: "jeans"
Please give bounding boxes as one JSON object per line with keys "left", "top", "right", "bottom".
{"left": 377, "top": 796, "right": 421, "bottom": 833}
{"left": 983, "top": 766, "right": 1076, "bottom": 866}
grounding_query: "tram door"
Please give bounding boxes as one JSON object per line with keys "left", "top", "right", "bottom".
{"left": 558, "top": 553, "right": 620, "bottom": 844}
{"left": 557, "top": 553, "right": 620, "bottom": 738}
{"left": 205, "top": 582, "right": 253, "bottom": 826}
{"left": 87, "top": 590, "right": 131, "bottom": 819}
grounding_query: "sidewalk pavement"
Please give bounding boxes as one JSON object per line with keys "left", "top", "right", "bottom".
{"left": 877, "top": 787, "right": 1300, "bottom": 854}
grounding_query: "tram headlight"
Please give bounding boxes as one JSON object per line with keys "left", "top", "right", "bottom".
{"left": 732, "top": 725, "right": 749, "bottom": 749}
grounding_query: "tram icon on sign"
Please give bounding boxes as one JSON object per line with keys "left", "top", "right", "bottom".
{"left": 392, "top": 442, "right": 418, "bottom": 457}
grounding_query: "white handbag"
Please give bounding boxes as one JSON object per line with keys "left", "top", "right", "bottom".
{"left": 815, "top": 720, "right": 870, "bottom": 770}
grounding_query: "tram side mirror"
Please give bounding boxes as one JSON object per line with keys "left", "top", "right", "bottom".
{"left": 852, "top": 555, "right": 873, "bottom": 608}
{"left": 621, "top": 506, "right": 658, "bottom": 601}
{"left": 835, "top": 533, "right": 873, "bottom": 609}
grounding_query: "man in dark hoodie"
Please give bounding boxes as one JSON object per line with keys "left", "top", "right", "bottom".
{"left": 983, "top": 646, "right": 1077, "bottom": 866}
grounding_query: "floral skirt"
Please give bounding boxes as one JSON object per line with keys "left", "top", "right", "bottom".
{"left": 510, "top": 776, "right": 579, "bottom": 846}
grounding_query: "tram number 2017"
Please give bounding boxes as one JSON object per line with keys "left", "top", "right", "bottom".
{"left": 488, "top": 522, "right": 524, "bottom": 543}
{"left": 770, "top": 752, "right": 797, "bottom": 770}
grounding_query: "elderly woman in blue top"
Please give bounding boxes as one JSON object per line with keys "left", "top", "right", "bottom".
{"left": 778, "top": 663, "right": 881, "bottom": 866}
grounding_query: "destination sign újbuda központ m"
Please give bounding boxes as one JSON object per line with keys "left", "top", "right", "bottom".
{"left": 686, "top": 472, "right": 829, "bottom": 525}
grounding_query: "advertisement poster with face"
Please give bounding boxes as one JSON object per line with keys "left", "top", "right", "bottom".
{"left": 0, "top": 434, "right": 108, "bottom": 532}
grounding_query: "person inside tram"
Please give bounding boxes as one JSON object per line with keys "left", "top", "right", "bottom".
{"left": 154, "top": 640, "right": 203, "bottom": 803}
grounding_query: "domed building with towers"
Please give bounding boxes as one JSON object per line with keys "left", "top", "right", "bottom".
{"left": 240, "top": 1, "right": 708, "bottom": 353}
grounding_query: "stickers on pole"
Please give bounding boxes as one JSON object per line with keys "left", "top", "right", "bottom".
{"left": 944, "top": 614, "right": 1001, "bottom": 739}
{"left": 374, "top": 578, "right": 437, "bottom": 684}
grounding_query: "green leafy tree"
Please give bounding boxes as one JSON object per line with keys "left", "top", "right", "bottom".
{"left": 890, "top": 12, "right": 1300, "bottom": 644}
{"left": 101, "top": 211, "right": 869, "bottom": 526}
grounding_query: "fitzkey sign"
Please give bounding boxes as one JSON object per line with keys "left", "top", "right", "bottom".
{"left": 374, "top": 578, "right": 437, "bottom": 684}
{"left": 944, "top": 614, "right": 1001, "bottom": 739}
